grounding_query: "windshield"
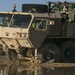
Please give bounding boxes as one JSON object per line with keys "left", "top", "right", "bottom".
{"left": 0, "top": 13, "right": 32, "bottom": 28}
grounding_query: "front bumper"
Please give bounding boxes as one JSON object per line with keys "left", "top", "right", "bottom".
{"left": 0, "top": 38, "right": 33, "bottom": 50}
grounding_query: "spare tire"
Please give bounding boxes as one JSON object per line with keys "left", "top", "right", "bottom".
{"left": 22, "top": 4, "right": 48, "bottom": 13}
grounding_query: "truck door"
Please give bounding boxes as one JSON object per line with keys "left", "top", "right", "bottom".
{"left": 29, "top": 19, "right": 47, "bottom": 48}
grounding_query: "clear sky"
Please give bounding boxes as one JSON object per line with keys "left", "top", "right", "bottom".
{"left": 0, "top": 0, "right": 75, "bottom": 11}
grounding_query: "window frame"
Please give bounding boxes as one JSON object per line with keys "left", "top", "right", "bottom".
{"left": 32, "top": 19, "right": 47, "bottom": 30}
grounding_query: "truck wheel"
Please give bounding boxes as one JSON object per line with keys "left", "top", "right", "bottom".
{"left": 26, "top": 49, "right": 33, "bottom": 57}
{"left": 61, "top": 41, "right": 75, "bottom": 63}
{"left": 39, "top": 43, "right": 61, "bottom": 62}
{"left": 20, "top": 48, "right": 33, "bottom": 57}
{"left": 22, "top": 4, "right": 47, "bottom": 13}
{"left": 8, "top": 49, "right": 18, "bottom": 61}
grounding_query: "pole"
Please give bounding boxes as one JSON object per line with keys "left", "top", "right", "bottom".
{"left": 35, "top": 48, "right": 37, "bottom": 61}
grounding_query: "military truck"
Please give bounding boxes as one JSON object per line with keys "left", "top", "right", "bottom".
{"left": 0, "top": 1, "right": 75, "bottom": 63}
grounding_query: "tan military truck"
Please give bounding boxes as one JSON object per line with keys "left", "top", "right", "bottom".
{"left": 0, "top": 1, "right": 75, "bottom": 63}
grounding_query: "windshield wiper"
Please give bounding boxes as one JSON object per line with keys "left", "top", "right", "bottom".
{"left": 36, "top": 19, "right": 43, "bottom": 29}
{"left": 8, "top": 14, "right": 15, "bottom": 27}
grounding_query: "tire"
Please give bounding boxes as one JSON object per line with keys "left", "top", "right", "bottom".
{"left": 61, "top": 41, "right": 75, "bottom": 63}
{"left": 26, "top": 49, "right": 33, "bottom": 57}
{"left": 22, "top": 4, "right": 48, "bottom": 13}
{"left": 8, "top": 49, "right": 18, "bottom": 61}
{"left": 0, "top": 49, "right": 5, "bottom": 55}
{"left": 20, "top": 48, "right": 28, "bottom": 57}
{"left": 39, "top": 43, "right": 61, "bottom": 62}
{"left": 20, "top": 48, "right": 33, "bottom": 57}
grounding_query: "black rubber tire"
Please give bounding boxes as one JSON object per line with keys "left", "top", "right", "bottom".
{"left": 61, "top": 41, "right": 75, "bottom": 63}
{"left": 26, "top": 49, "right": 32, "bottom": 57}
{"left": 0, "top": 49, "right": 5, "bottom": 55}
{"left": 8, "top": 49, "right": 18, "bottom": 61}
{"left": 20, "top": 48, "right": 28, "bottom": 57}
{"left": 22, "top": 4, "right": 48, "bottom": 13}
{"left": 20, "top": 48, "right": 33, "bottom": 57}
{"left": 39, "top": 43, "right": 61, "bottom": 62}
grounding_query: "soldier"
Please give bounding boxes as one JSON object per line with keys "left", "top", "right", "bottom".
{"left": 32, "top": 22, "right": 36, "bottom": 28}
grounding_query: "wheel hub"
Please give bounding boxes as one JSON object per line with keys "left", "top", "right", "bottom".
{"left": 45, "top": 51, "right": 54, "bottom": 61}
{"left": 65, "top": 49, "right": 72, "bottom": 58}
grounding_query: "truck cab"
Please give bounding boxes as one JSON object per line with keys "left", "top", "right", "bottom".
{"left": 0, "top": 11, "right": 33, "bottom": 60}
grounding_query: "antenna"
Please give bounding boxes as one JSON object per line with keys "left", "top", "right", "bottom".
{"left": 46, "top": 0, "right": 48, "bottom": 4}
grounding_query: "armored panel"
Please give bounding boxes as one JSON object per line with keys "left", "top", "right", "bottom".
{"left": 47, "top": 18, "right": 62, "bottom": 36}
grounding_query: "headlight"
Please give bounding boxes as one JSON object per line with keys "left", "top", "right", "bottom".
{"left": 17, "top": 33, "right": 27, "bottom": 38}
{"left": 21, "top": 33, "right": 25, "bottom": 38}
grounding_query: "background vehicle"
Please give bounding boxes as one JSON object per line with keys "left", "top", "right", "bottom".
{"left": 0, "top": 1, "right": 75, "bottom": 63}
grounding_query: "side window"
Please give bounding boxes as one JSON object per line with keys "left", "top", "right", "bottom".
{"left": 32, "top": 19, "right": 46, "bottom": 30}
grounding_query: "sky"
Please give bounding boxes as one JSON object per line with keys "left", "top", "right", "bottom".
{"left": 0, "top": 0, "right": 75, "bottom": 11}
